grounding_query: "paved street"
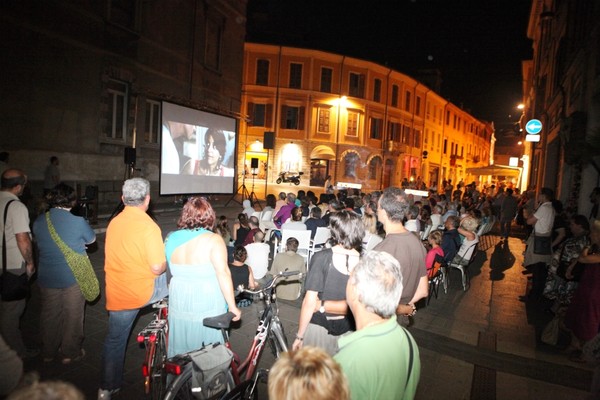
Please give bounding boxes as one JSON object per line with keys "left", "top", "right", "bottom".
{"left": 16, "top": 199, "right": 594, "bottom": 399}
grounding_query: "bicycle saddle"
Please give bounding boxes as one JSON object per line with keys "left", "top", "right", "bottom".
{"left": 203, "top": 312, "right": 235, "bottom": 329}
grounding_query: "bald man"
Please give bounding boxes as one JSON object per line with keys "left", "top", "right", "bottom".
{"left": 0, "top": 169, "right": 37, "bottom": 358}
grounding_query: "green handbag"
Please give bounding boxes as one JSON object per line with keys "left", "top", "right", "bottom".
{"left": 45, "top": 212, "right": 100, "bottom": 302}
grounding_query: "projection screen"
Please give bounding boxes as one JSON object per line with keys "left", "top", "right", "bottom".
{"left": 160, "top": 101, "right": 238, "bottom": 195}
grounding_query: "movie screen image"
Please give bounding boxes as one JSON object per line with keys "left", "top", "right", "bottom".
{"left": 160, "top": 101, "right": 237, "bottom": 195}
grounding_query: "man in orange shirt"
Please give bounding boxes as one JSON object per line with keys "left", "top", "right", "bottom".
{"left": 98, "top": 178, "right": 168, "bottom": 400}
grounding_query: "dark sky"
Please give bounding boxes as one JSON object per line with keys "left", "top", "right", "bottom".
{"left": 246, "top": 0, "right": 533, "bottom": 125}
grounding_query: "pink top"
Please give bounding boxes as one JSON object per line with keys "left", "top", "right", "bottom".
{"left": 426, "top": 246, "right": 444, "bottom": 270}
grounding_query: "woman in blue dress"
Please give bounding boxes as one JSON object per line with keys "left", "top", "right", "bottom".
{"left": 165, "top": 197, "right": 241, "bottom": 358}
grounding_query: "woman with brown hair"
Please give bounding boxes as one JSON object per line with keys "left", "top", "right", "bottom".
{"left": 165, "top": 197, "right": 241, "bottom": 358}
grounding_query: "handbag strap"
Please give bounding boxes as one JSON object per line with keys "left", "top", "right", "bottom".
{"left": 45, "top": 211, "right": 78, "bottom": 258}
{"left": 2, "top": 200, "right": 17, "bottom": 274}
{"left": 404, "top": 327, "right": 414, "bottom": 392}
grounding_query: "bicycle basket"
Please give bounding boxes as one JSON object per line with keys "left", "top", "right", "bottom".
{"left": 190, "top": 343, "right": 233, "bottom": 400}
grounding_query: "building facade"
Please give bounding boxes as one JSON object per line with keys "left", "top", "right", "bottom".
{"left": 522, "top": 0, "right": 600, "bottom": 216}
{"left": 241, "top": 43, "right": 493, "bottom": 192}
{"left": 1, "top": 0, "right": 247, "bottom": 211}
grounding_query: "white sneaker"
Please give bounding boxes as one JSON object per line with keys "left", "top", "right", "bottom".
{"left": 98, "top": 388, "right": 119, "bottom": 399}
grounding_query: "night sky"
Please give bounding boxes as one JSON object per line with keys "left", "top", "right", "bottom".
{"left": 246, "top": 0, "right": 533, "bottom": 126}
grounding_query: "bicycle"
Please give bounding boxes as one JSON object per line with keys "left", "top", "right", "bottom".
{"left": 163, "top": 270, "right": 304, "bottom": 400}
{"left": 137, "top": 298, "right": 169, "bottom": 399}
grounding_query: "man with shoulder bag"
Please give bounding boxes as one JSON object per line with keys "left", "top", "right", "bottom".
{"left": 0, "top": 168, "right": 37, "bottom": 358}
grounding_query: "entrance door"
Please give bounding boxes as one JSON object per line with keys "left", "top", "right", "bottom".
{"left": 310, "top": 159, "right": 329, "bottom": 187}
{"left": 383, "top": 159, "right": 394, "bottom": 189}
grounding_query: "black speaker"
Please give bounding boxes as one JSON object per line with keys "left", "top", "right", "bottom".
{"left": 250, "top": 158, "right": 259, "bottom": 168}
{"left": 264, "top": 131, "right": 275, "bottom": 149}
{"left": 124, "top": 147, "right": 136, "bottom": 165}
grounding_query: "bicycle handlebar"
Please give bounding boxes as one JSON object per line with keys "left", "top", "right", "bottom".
{"left": 239, "top": 270, "right": 304, "bottom": 295}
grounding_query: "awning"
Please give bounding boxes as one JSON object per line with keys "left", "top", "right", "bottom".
{"left": 310, "top": 145, "right": 336, "bottom": 160}
{"left": 466, "top": 164, "right": 521, "bottom": 177}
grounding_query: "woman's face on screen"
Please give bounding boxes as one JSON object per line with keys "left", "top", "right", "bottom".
{"left": 205, "top": 134, "right": 221, "bottom": 167}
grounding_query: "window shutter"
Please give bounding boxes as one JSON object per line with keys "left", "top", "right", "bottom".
{"left": 248, "top": 103, "right": 255, "bottom": 126}
{"left": 266, "top": 104, "right": 273, "bottom": 128}
{"left": 280, "top": 105, "right": 288, "bottom": 129}
{"left": 299, "top": 107, "right": 305, "bottom": 130}
{"left": 359, "top": 74, "right": 365, "bottom": 98}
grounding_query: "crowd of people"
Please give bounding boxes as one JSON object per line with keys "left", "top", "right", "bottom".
{"left": 2, "top": 163, "right": 600, "bottom": 398}
{"left": 518, "top": 185, "right": 600, "bottom": 373}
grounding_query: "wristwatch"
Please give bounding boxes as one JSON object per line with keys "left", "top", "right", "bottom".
{"left": 319, "top": 300, "right": 326, "bottom": 314}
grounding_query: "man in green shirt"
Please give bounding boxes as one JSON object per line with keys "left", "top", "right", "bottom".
{"left": 334, "top": 251, "right": 421, "bottom": 399}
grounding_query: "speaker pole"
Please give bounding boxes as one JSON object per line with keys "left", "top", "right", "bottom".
{"left": 263, "top": 131, "right": 274, "bottom": 201}
{"left": 248, "top": 158, "right": 262, "bottom": 210}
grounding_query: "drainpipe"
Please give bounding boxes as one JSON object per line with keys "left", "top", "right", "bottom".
{"left": 440, "top": 101, "right": 450, "bottom": 187}
{"left": 188, "top": 0, "right": 198, "bottom": 99}
{"left": 408, "top": 81, "right": 418, "bottom": 181}
{"left": 421, "top": 88, "right": 431, "bottom": 184}
{"left": 271, "top": 46, "right": 282, "bottom": 183}
{"left": 380, "top": 68, "right": 393, "bottom": 189}
{"left": 333, "top": 56, "right": 345, "bottom": 185}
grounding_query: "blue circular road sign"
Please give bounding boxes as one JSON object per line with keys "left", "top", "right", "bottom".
{"left": 525, "top": 119, "right": 543, "bottom": 134}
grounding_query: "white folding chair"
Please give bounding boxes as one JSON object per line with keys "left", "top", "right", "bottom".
{"left": 363, "top": 233, "right": 383, "bottom": 252}
{"left": 260, "top": 209, "right": 273, "bottom": 222}
{"left": 420, "top": 224, "right": 433, "bottom": 241}
{"left": 308, "top": 227, "right": 331, "bottom": 262}
{"left": 444, "top": 242, "right": 478, "bottom": 292}
{"left": 280, "top": 229, "right": 312, "bottom": 263}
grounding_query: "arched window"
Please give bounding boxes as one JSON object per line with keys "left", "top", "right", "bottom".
{"left": 368, "top": 156, "right": 382, "bottom": 180}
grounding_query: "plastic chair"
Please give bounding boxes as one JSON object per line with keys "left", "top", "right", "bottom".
{"left": 363, "top": 233, "right": 383, "bottom": 252}
{"left": 280, "top": 229, "right": 312, "bottom": 263}
{"left": 444, "top": 242, "right": 478, "bottom": 292}
{"left": 308, "top": 227, "right": 331, "bottom": 261}
{"left": 427, "top": 255, "right": 445, "bottom": 304}
{"left": 420, "top": 224, "right": 433, "bottom": 241}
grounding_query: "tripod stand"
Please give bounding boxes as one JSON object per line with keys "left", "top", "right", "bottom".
{"left": 248, "top": 173, "right": 262, "bottom": 210}
{"left": 225, "top": 173, "right": 251, "bottom": 207}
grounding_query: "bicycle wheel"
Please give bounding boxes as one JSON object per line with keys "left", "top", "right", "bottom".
{"left": 268, "top": 319, "right": 288, "bottom": 358}
{"left": 150, "top": 331, "right": 167, "bottom": 399}
{"left": 221, "top": 378, "right": 258, "bottom": 400}
{"left": 163, "top": 363, "right": 235, "bottom": 400}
